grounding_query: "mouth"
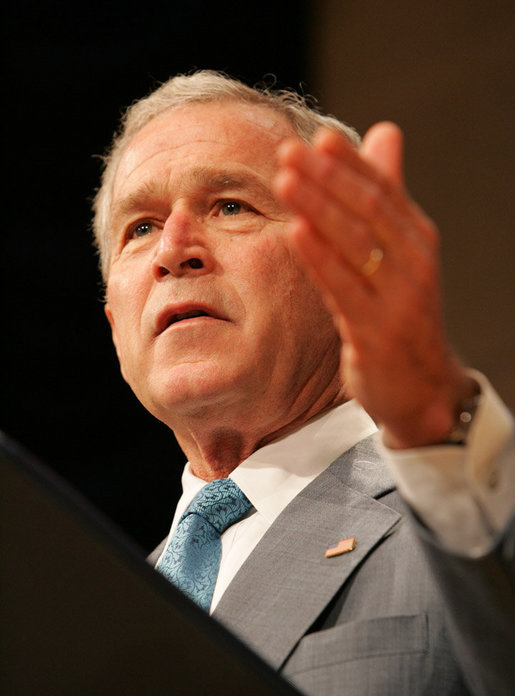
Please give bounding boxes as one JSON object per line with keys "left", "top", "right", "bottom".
{"left": 168, "top": 309, "right": 210, "bottom": 325}
{"left": 156, "top": 304, "right": 224, "bottom": 334}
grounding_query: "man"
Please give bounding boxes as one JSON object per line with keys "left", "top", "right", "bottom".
{"left": 93, "top": 70, "right": 514, "bottom": 695}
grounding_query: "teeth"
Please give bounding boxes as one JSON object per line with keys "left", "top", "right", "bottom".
{"left": 170, "top": 310, "right": 208, "bottom": 325}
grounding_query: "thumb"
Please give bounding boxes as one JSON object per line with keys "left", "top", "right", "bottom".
{"left": 360, "top": 121, "right": 405, "bottom": 186}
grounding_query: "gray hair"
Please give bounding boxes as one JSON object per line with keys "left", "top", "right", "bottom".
{"left": 92, "top": 69, "right": 360, "bottom": 281}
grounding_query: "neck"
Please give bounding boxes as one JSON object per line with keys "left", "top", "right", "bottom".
{"left": 171, "top": 380, "right": 349, "bottom": 481}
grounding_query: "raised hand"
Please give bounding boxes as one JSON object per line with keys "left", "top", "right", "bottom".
{"left": 274, "top": 123, "right": 477, "bottom": 448}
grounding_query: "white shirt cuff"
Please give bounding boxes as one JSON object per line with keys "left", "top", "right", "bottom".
{"left": 379, "top": 370, "right": 515, "bottom": 557}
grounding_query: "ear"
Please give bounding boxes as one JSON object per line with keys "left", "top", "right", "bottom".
{"left": 104, "top": 304, "right": 129, "bottom": 383}
{"left": 360, "top": 121, "right": 405, "bottom": 187}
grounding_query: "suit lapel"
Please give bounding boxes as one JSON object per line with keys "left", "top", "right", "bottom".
{"left": 213, "top": 436, "right": 401, "bottom": 669}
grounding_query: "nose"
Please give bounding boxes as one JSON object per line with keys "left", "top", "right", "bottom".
{"left": 152, "top": 207, "right": 215, "bottom": 280}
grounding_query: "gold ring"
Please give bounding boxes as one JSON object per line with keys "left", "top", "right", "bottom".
{"left": 361, "top": 248, "right": 384, "bottom": 276}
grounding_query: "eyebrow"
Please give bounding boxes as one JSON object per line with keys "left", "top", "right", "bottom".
{"left": 193, "top": 168, "right": 274, "bottom": 198}
{"left": 111, "top": 179, "right": 169, "bottom": 223}
{"left": 111, "top": 167, "right": 276, "bottom": 223}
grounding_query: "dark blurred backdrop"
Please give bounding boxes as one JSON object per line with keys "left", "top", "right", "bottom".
{"left": 3, "top": 1, "right": 513, "bottom": 551}
{"left": 3, "top": 0, "right": 311, "bottom": 549}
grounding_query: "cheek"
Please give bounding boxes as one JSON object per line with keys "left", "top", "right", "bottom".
{"left": 107, "top": 274, "right": 148, "bottom": 353}
{"left": 238, "top": 235, "right": 299, "bottom": 287}
{"left": 236, "top": 238, "right": 326, "bottom": 331}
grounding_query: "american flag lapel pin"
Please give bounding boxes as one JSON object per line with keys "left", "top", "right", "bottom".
{"left": 325, "top": 536, "right": 356, "bottom": 558}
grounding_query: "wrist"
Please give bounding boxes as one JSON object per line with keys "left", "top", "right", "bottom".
{"left": 383, "top": 374, "right": 481, "bottom": 450}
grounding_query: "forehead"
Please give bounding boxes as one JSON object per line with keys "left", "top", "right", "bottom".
{"left": 113, "top": 101, "right": 296, "bottom": 198}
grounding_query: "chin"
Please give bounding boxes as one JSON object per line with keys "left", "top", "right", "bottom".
{"left": 144, "top": 362, "right": 248, "bottom": 422}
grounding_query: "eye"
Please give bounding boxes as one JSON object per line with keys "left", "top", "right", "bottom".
{"left": 216, "top": 199, "right": 260, "bottom": 218}
{"left": 125, "top": 220, "right": 156, "bottom": 241}
{"left": 220, "top": 200, "right": 243, "bottom": 216}
{"left": 133, "top": 221, "right": 154, "bottom": 237}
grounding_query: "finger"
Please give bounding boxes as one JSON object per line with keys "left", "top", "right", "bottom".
{"left": 288, "top": 203, "right": 437, "bottom": 344}
{"left": 313, "top": 124, "right": 403, "bottom": 193}
{"left": 360, "top": 122, "right": 405, "bottom": 186}
{"left": 277, "top": 133, "right": 438, "bottom": 256}
{"left": 311, "top": 126, "right": 400, "bottom": 194}
{"left": 277, "top": 135, "right": 415, "bottom": 249}
{"left": 313, "top": 127, "right": 439, "bottom": 251}
{"left": 287, "top": 216, "right": 378, "bottom": 330}
{"left": 274, "top": 165, "right": 382, "bottom": 275}
{"left": 312, "top": 126, "right": 411, "bottom": 227}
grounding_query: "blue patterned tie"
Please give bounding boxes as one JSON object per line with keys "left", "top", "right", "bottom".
{"left": 156, "top": 478, "right": 252, "bottom": 611}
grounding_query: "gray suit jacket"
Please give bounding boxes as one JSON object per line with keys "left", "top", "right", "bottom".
{"left": 151, "top": 436, "right": 515, "bottom": 696}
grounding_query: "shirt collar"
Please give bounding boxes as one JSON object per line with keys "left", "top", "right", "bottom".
{"left": 173, "top": 401, "right": 377, "bottom": 530}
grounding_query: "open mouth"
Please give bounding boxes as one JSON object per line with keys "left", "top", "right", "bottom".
{"left": 167, "top": 309, "right": 210, "bottom": 326}
{"left": 156, "top": 303, "right": 225, "bottom": 335}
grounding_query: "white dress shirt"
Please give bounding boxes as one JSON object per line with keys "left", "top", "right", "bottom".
{"left": 156, "top": 373, "right": 514, "bottom": 613}
{"left": 157, "top": 400, "right": 377, "bottom": 612}
{"left": 384, "top": 370, "right": 514, "bottom": 556}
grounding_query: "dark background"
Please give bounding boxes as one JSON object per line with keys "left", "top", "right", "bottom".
{"left": 3, "top": 1, "right": 514, "bottom": 552}
{"left": 3, "top": 0, "right": 309, "bottom": 550}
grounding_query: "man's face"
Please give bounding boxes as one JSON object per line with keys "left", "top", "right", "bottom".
{"left": 105, "top": 102, "right": 340, "bottom": 432}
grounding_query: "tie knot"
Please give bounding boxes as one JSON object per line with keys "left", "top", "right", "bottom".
{"left": 180, "top": 478, "right": 252, "bottom": 534}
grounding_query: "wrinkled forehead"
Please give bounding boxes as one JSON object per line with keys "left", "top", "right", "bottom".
{"left": 113, "top": 101, "right": 296, "bottom": 197}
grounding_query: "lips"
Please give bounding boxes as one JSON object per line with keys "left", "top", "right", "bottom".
{"left": 169, "top": 309, "right": 209, "bottom": 324}
{"left": 156, "top": 304, "right": 224, "bottom": 335}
